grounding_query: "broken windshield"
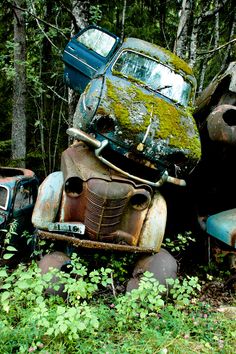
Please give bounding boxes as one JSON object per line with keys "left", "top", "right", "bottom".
{"left": 112, "top": 50, "right": 192, "bottom": 106}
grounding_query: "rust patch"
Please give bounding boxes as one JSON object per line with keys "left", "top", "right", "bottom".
{"left": 231, "top": 231, "right": 236, "bottom": 248}
{"left": 37, "top": 230, "right": 156, "bottom": 253}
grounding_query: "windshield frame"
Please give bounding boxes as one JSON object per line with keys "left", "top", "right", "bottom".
{"left": 111, "top": 49, "right": 193, "bottom": 107}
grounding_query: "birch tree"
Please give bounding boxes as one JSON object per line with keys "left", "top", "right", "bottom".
{"left": 12, "top": 0, "right": 26, "bottom": 167}
{"left": 68, "top": 1, "right": 90, "bottom": 129}
{"left": 174, "top": 0, "right": 192, "bottom": 59}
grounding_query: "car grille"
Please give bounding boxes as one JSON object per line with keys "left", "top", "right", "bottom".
{"left": 84, "top": 181, "right": 128, "bottom": 240}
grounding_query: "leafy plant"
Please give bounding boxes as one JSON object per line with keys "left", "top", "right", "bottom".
{"left": 0, "top": 219, "right": 18, "bottom": 260}
{"left": 0, "top": 254, "right": 113, "bottom": 343}
{"left": 115, "top": 271, "right": 166, "bottom": 327}
{"left": 0, "top": 258, "right": 234, "bottom": 353}
{"left": 163, "top": 231, "right": 196, "bottom": 253}
{"left": 166, "top": 276, "right": 201, "bottom": 306}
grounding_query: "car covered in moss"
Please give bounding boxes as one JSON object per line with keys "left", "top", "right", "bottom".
{"left": 63, "top": 25, "right": 201, "bottom": 182}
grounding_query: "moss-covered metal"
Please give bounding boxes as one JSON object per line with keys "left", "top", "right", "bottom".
{"left": 122, "top": 38, "right": 193, "bottom": 76}
{"left": 93, "top": 77, "right": 201, "bottom": 162}
{"left": 73, "top": 36, "right": 201, "bottom": 178}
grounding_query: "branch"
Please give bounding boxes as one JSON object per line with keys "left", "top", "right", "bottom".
{"left": 45, "top": 85, "right": 68, "bottom": 103}
{"left": 12, "top": 3, "right": 68, "bottom": 39}
{"left": 203, "top": 0, "right": 228, "bottom": 18}
{"left": 197, "top": 38, "right": 236, "bottom": 55}
{"left": 195, "top": 0, "right": 229, "bottom": 25}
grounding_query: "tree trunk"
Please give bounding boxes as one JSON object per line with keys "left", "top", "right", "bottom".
{"left": 68, "top": 1, "right": 89, "bottom": 134}
{"left": 12, "top": 0, "right": 26, "bottom": 167}
{"left": 71, "top": 0, "right": 89, "bottom": 32}
{"left": 120, "top": 0, "right": 127, "bottom": 42}
{"left": 174, "top": 0, "right": 192, "bottom": 59}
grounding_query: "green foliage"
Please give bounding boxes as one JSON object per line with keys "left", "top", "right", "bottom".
{"left": 0, "top": 220, "right": 18, "bottom": 260}
{"left": 0, "top": 139, "right": 11, "bottom": 153}
{"left": 163, "top": 231, "right": 196, "bottom": 253}
{"left": 115, "top": 271, "right": 166, "bottom": 327}
{"left": 0, "top": 260, "right": 235, "bottom": 353}
{"left": 167, "top": 276, "right": 201, "bottom": 307}
{"left": 0, "top": 255, "right": 112, "bottom": 345}
{"left": 89, "top": 5, "right": 102, "bottom": 24}
{"left": 115, "top": 272, "right": 202, "bottom": 327}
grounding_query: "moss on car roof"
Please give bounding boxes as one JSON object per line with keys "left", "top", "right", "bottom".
{"left": 122, "top": 37, "right": 193, "bottom": 76}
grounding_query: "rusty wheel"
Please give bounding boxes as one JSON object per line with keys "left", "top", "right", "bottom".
{"left": 126, "top": 248, "right": 177, "bottom": 292}
{"left": 38, "top": 251, "right": 71, "bottom": 298}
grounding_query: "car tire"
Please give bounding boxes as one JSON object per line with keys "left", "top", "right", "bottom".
{"left": 126, "top": 248, "right": 177, "bottom": 292}
{"left": 38, "top": 251, "right": 71, "bottom": 298}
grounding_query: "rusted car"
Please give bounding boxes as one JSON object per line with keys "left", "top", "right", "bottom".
{"left": 32, "top": 25, "right": 201, "bottom": 286}
{"left": 0, "top": 167, "right": 38, "bottom": 263}
{"left": 193, "top": 62, "right": 236, "bottom": 274}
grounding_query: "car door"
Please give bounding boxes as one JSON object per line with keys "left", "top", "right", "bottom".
{"left": 62, "top": 25, "right": 120, "bottom": 93}
{"left": 12, "top": 179, "right": 38, "bottom": 237}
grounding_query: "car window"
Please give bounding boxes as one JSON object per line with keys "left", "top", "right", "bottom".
{"left": 14, "top": 184, "right": 34, "bottom": 210}
{"left": 0, "top": 186, "right": 8, "bottom": 210}
{"left": 113, "top": 50, "right": 191, "bottom": 106}
{"left": 77, "top": 28, "right": 116, "bottom": 57}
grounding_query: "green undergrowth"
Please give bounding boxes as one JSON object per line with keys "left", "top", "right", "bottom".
{"left": 0, "top": 254, "right": 235, "bottom": 354}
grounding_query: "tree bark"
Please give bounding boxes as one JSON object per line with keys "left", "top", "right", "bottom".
{"left": 12, "top": 0, "right": 26, "bottom": 167}
{"left": 68, "top": 1, "right": 89, "bottom": 133}
{"left": 71, "top": 0, "right": 89, "bottom": 32}
{"left": 174, "top": 0, "right": 192, "bottom": 59}
{"left": 120, "top": 0, "right": 127, "bottom": 42}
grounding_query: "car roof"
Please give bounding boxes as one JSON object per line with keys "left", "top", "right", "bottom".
{"left": 0, "top": 167, "right": 35, "bottom": 186}
{"left": 121, "top": 37, "right": 194, "bottom": 77}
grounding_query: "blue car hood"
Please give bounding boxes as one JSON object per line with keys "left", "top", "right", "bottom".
{"left": 88, "top": 75, "right": 201, "bottom": 175}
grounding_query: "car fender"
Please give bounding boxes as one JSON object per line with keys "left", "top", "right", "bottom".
{"left": 138, "top": 191, "right": 167, "bottom": 252}
{"left": 32, "top": 172, "right": 63, "bottom": 229}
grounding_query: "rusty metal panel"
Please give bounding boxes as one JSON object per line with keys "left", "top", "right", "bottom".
{"left": 138, "top": 191, "right": 167, "bottom": 252}
{"left": 61, "top": 141, "right": 112, "bottom": 182}
{"left": 0, "top": 167, "right": 35, "bottom": 184}
{"left": 206, "top": 209, "right": 236, "bottom": 248}
{"left": 32, "top": 171, "right": 63, "bottom": 229}
{"left": 57, "top": 145, "right": 154, "bottom": 246}
{"left": 207, "top": 104, "right": 236, "bottom": 144}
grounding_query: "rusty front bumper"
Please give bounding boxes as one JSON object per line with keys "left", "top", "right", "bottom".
{"left": 37, "top": 230, "right": 156, "bottom": 253}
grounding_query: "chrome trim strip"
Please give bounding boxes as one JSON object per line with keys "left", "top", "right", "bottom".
{"left": 67, "top": 128, "right": 186, "bottom": 187}
{"left": 64, "top": 50, "right": 97, "bottom": 72}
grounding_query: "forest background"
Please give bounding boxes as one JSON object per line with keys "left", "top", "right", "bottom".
{"left": 0, "top": 0, "right": 235, "bottom": 180}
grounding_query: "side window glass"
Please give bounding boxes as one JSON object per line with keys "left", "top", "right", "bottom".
{"left": 14, "top": 184, "right": 34, "bottom": 210}
{"left": 0, "top": 186, "right": 8, "bottom": 210}
{"left": 77, "top": 28, "right": 116, "bottom": 57}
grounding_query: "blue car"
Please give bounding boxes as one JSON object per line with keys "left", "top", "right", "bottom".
{"left": 63, "top": 25, "right": 201, "bottom": 181}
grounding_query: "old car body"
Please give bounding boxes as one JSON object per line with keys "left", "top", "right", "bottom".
{"left": 32, "top": 26, "right": 201, "bottom": 290}
{"left": 0, "top": 167, "right": 38, "bottom": 259}
{"left": 65, "top": 26, "right": 201, "bottom": 180}
{"left": 194, "top": 62, "right": 236, "bottom": 252}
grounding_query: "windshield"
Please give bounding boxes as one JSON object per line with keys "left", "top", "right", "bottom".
{"left": 112, "top": 50, "right": 192, "bottom": 106}
{"left": 0, "top": 186, "right": 9, "bottom": 210}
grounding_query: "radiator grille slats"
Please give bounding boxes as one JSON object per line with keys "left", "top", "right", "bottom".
{"left": 84, "top": 180, "right": 130, "bottom": 240}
